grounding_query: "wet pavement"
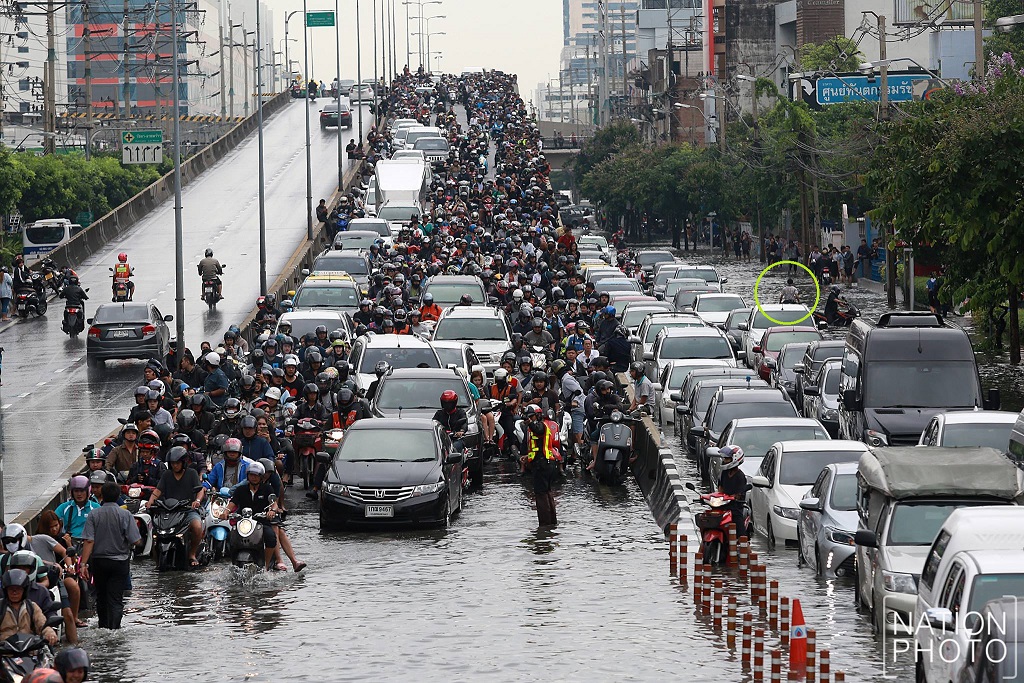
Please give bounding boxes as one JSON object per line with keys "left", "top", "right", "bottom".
{"left": 0, "top": 102, "right": 373, "bottom": 520}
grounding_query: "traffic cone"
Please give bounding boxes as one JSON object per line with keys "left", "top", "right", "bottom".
{"left": 789, "top": 598, "right": 807, "bottom": 680}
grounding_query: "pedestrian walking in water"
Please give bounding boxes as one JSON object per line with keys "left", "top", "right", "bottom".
{"left": 79, "top": 482, "right": 141, "bottom": 629}
{"left": 521, "top": 421, "right": 558, "bottom": 526}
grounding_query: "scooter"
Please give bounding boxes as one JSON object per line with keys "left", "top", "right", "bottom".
{"left": 228, "top": 495, "right": 277, "bottom": 569}
{"left": 687, "top": 482, "right": 753, "bottom": 565}
{"left": 291, "top": 418, "right": 322, "bottom": 490}
{"left": 592, "top": 410, "right": 635, "bottom": 486}
{"left": 0, "top": 634, "right": 56, "bottom": 683}
{"left": 122, "top": 483, "right": 155, "bottom": 558}
{"left": 14, "top": 275, "right": 47, "bottom": 318}
{"left": 150, "top": 487, "right": 206, "bottom": 571}
{"left": 202, "top": 267, "right": 226, "bottom": 310}
{"left": 205, "top": 487, "right": 233, "bottom": 560}
{"left": 109, "top": 268, "right": 132, "bottom": 302}
{"left": 61, "top": 288, "right": 89, "bottom": 338}
{"left": 39, "top": 258, "right": 65, "bottom": 293}
{"left": 812, "top": 299, "right": 860, "bottom": 327}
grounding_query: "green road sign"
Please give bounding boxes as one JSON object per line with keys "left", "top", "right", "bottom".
{"left": 122, "top": 130, "right": 163, "bottom": 145}
{"left": 306, "top": 10, "right": 335, "bottom": 26}
{"left": 122, "top": 129, "right": 163, "bottom": 164}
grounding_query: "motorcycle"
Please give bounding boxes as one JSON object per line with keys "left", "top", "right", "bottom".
{"left": 202, "top": 265, "right": 225, "bottom": 310}
{"left": 14, "top": 275, "right": 47, "bottom": 318}
{"left": 61, "top": 288, "right": 89, "bottom": 338}
{"left": 812, "top": 298, "right": 860, "bottom": 327}
{"left": 39, "top": 258, "right": 65, "bottom": 294}
{"left": 228, "top": 495, "right": 277, "bottom": 569}
{"left": 149, "top": 487, "right": 207, "bottom": 571}
{"left": 205, "top": 486, "right": 233, "bottom": 560}
{"left": 108, "top": 267, "right": 132, "bottom": 302}
{"left": 686, "top": 482, "right": 753, "bottom": 565}
{"left": 122, "top": 483, "right": 155, "bottom": 558}
{"left": 528, "top": 344, "right": 549, "bottom": 372}
{"left": 291, "top": 418, "right": 322, "bottom": 490}
{"left": 592, "top": 410, "right": 636, "bottom": 486}
{"left": 0, "top": 634, "right": 56, "bottom": 683}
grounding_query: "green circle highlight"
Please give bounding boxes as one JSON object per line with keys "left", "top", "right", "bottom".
{"left": 752, "top": 260, "right": 820, "bottom": 326}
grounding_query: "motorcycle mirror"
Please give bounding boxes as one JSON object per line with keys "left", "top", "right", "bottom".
{"left": 117, "top": 418, "right": 127, "bottom": 425}
{"left": 87, "top": 318, "right": 93, "bottom": 324}
{"left": 314, "top": 451, "right": 332, "bottom": 464}
{"left": 85, "top": 288, "right": 90, "bottom": 292}
{"left": 268, "top": 494, "right": 278, "bottom": 505}
{"left": 684, "top": 481, "right": 697, "bottom": 492}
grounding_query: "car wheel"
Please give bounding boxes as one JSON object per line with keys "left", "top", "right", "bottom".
{"left": 796, "top": 530, "right": 806, "bottom": 567}
{"left": 914, "top": 654, "right": 927, "bottom": 683}
{"left": 767, "top": 519, "right": 777, "bottom": 550}
{"left": 815, "top": 544, "right": 824, "bottom": 577}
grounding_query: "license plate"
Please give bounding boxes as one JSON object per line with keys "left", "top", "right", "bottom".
{"left": 364, "top": 505, "right": 393, "bottom": 518}
{"left": 110, "top": 329, "right": 131, "bottom": 338}
{"left": 204, "top": 286, "right": 213, "bottom": 293}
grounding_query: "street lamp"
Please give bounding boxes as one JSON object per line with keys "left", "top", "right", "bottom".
{"left": 255, "top": 0, "right": 268, "bottom": 296}
{"left": 403, "top": 0, "right": 441, "bottom": 69}
{"left": 858, "top": 58, "right": 950, "bottom": 86}
{"left": 995, "top": 13, "right": 1024, "bottom": 30}
{"left": 412, "top": 27, "right": 445, "bottom": 71}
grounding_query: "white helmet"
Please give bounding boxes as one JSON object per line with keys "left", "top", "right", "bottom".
{"left": 264, "top": 387, "right": 283, "bottom": 402}
{"left": 719, "top": 445, "right": 744, "bottom": 471}
{"left": 2, "top": 523, "right": 27, "bottom": 553}
{"left": 247, "top": 460, "right": 266, "bottom": 477}
{"left": 205, "top": 351, "right": 221, "bottom": 367}
{"left": 494, "top": 368, "right": 508, "bottom": 381}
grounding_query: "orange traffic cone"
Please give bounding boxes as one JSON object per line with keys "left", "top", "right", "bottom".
{"left": 789, "top": 598, "right": 807, "bottom": 680}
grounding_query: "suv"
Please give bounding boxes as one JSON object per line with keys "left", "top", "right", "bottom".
{"left": 793, "top": 339, "right": 845, "bottom": 411}
{"left": 645, "top": 326, "right": 735, "bottom": 379}
{"left": 347, "top": 332, "right": 443, "bottom": 391}
{"left": 369, "top": 367, "right": 483, "bottom": 487}
{"left": 430, "top": 305, "right": 512, "bottom": 375}
{"left": 291, "top": 271, "right": 361, "bottom": 313}
{"left": 309, "top": 250, "right": 371, "bottom": 293}
{"left": 420, "top": 275, "right": 488, "bottom": 307}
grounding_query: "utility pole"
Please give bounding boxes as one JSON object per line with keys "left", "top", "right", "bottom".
{"left": 596, "top": 0, "right": 606, "bottom": 126}
{"left": 229, "top": 18, "right": 235, "bottom": 117}
{"left": 878, "top": 14, "right": 889, "bottom": 121}
{"left": 123, "top": 0, "right": 131, "bottom": 119}
{"left": 586, "top": 43, "right": 593, "bottom": 126}
{"left": 620, "top": 4, "right": 627, "bottom": 119}
{"left": 44, "top": 0, "right": 56, "bottom": 153}
{"left": 83, "top": 0, "right": 94, "bottom": 159}
{"left": 356, "top": 0, "right": 363, "bottom": 140}
{"left": 171, "top": 0, "right": 185, "bottom": 357}
{"left": 302, "top": 0, "right": 313, "bottom": 240}
{"left": 218, "top": 22, "right": 226, "bottom": 117}
{"left": 974, "top": 0, "right": 984, "bottom": 77}
{"left": 373, "top": 0, "right": 378, "bottom": 91}
{"left": 242, "top": 20, "right": 249, "bottom": 118}
{"left": 558, "top": 71, "right": 564, "bottom": 125}
{"left": 335, "top": 0, "right": 343, "bottom": 189}
{"left": 256, "top": 0, "right": 267, "bottom": 296}
{"left": 666, "top": 3, "right": 674, "bottom": 143}
{"left": 404, "top": 0, "right": 409, "bottom": 68}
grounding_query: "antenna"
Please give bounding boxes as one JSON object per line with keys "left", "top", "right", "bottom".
{"left": 398, "top": 406, "right": 402, "bottom": 419}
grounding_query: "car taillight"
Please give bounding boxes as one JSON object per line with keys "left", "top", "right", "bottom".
{"left": 141, "top": 324, "right": 156, "bottom": 335}
{"left": 88, "top": 326, "right": 101, "bottom": 339}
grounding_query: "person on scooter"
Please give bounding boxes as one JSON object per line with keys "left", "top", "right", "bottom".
{"left": 54, "top": 476, "right": 100, "bottom": 541}
{"left": 524, "top": 372, "right": 558, "bottom": 414}
{"left": 628, "top": 361, "right": 654, "bottom": 414}
{"left": 823, "top": 285, "right": 843, "bottom": 325}
{"left": 146, "top": 447, "right": 205, "bottom": 568}
{"left": 716, "top": 445, "right": 748, "bottom": 527}
{"left": 0, "top": 569, "right": 58, "bottom": 646}
{"left": 58, "top": 275, "right": 89, "bottom": 332}
{"left": 219, "top": 462, "right": 305, "bottom": 572}
{"left": 197, "top": 248, "right": 224, "bottom": 301}
{"left": 520, "top": 421, "right": 558, "bottom": 527}
{"left": 584, "top": 379, "right": 625, "bottom": 471}
{"left": 126, "top": 430, "right": 166, "bottom": 487}
{"left": 239, "top": 415, "right": 274, "bottom": 464}
{"left": 207, "top": 438, "right": 250, "bottom": 490}
{"left": 111, "top": 252, "right": 134, "bottom": 301}
{"left": 433, "top": 390, "right": 468, "bottom": 453}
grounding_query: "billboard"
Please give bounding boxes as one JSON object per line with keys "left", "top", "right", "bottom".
{"left": 894, "top": 0, "right": 974, "bottom": 25}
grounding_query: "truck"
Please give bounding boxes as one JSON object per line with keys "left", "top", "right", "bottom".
{"left": 853, "top": 446, "right": 1024, "bottom": 635}
{"left": 373, "top": 159, "right": 429, "bottom": 215}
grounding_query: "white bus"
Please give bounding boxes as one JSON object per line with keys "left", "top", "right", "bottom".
{"left": 22, "top": 218, "right": 84, "bottom": 261}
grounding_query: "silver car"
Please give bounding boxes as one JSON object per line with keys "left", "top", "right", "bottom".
{"left": 797, "top": 462, "right": 859, "bottom": 578}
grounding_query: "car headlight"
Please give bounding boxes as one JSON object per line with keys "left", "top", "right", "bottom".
{"left": 324, "top": 483, "right": 351, "bottom": 497}
{"left": 821, "top": 408, "right": 838, "bottom": 421}
{"left": 865, "top": 429, "right": 888, "bottom": 447}
{"left": 412, "top": 480, "right": 446, "bottom": 497}
{"left": 882, "top": 570, "right": 918, "bottom": 594}
{"left": 824, "top": 526, "right": 855, "bottom": 546}
{"left": 772, "top": 505, "right": 800, "bottom": 520}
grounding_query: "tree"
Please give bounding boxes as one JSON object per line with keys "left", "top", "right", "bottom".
{"left": 985, "top": 0, "right": 1024, "bottom": 63}
{"left": 0, "top": 147, "right": 31, "bottom": 218}
{"left": 568, "top": 119, "right": 642, "bottom": 181}
{"left": 800, "top": 37, "right": 865, "bottom": 73}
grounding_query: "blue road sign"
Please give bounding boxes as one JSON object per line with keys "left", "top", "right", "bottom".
{"left": 815, "top": 74, "right": 932, "bottom": 105}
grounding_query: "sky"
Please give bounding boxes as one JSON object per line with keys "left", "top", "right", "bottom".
{"left": 265, "top": 0, "right": 564, "bottom": 107}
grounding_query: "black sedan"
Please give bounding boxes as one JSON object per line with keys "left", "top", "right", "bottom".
{"left": 86, "top": 302, "right": 173, "bottom": 368}
{"left": 319, "top": 100, "right": 352, "bottom": 129}
{"left": 318, "top": 418, "right": 464, "bottom": 529}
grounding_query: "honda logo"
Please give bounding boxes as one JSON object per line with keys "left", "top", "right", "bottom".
{"left": 374, "top": 489, "right": 385, "bottom": 498}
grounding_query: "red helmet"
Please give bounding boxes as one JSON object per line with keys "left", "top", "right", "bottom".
{"left": 118, "top": 252, "right": 128, "bottom": 263}
{"left": 440, "top": 390, "right": 458, "bottom": 413}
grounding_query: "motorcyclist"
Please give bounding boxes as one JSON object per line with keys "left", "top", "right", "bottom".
{"left": 219, "top": 461, "right": 305, "bottom": 572}
{"left": 238, "top": 415, "right": 275, "bottom": 463}
{"left": 280, "top": 355, "right": 305, "bottom": 398}
{"left": 716, "top": 445, "right": 748, "bottom": 526}
{"left": 105, "top": 422, "right": 140, "bottom": 475}
{"left": 146, "top": 446, "right": 204, "bottom": 569}
{"left": 197, "top": 248, "right": 224, "bottom": 300}
{"left": 126, "top": 430, "right": 167, "bottom": 487}
{"left": 595, "top": 306, "right": 619, "bottom": 346}
{"left": 552, "top": 359, "right": 585, "bottom": 461}
{"left": 111, "top": 252, "right": 134, "bottom": 301}
{"left": 0, "top": 569, "right": 58, "bottom": 646}
{"left": 513, "top": 355, "right": 534, "bottom": 391}
{"left": 601, "top": 325, "right": 632, "bottom": 374}
{"left": 523, "top": 317, "right": 555, "bottom": 354}
{"left": 206, "top": 437, "right": 250, "bottom": 490}
{"left": 628, "top": 361, "right": 654, "bottom": 414}
{"left": 432, "top": 390, "right": 468, "bottom": 452}
{"left": 419, "top": 292, "right": 443, "bottom": 321}
{"left": 824, "top": 285, "right": 843, "bottom": 325}
{"left": 170, "top": 433, "right": 207, "bottom": 475}
{"left": 524, "top": 371, "right": 558, "bottom": 414}
{"left": 54, "top": 648, "right": 89, "bottom": 683}
{"left": 59, "top": 275, "right": 89, "bottom": 333}
{"left": 584, "top": 379, "right": 625, "bottom": 470}
{"left": 295, "top": 383, "right": 330, "bottom": 423}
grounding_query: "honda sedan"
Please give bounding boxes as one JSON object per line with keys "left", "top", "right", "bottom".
{"left": 86, "top": 302, "right": 172, "bottom": 368}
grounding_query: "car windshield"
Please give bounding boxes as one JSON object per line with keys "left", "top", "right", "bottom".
{"left": 779, "top": 449, "right": 859, "bottom": 486}
{"left": 711, "top": 401, "right": 798, "bottom": 431}
{"left": 674, "top": 268, "right": 708, "bottom": 281}
{"left": 375, "top": 378, "right": 471, "bottom": 409}
{"left": 352, "top": 221, "right": 391, "bottom": 236}
{"left": 941, "top": 422, "right": 1016, "bottom": 449}
{"left": 766, "top": 331, "right": 821, "bottom": 352}
{"left": 433, "top": 317, "right": 507, "bottom": 341}
{"left": 292, "top": 285, "right": 359, "bottom": 308}
{"left": 580, "top": 236, "right": 607, "bottom": 249}
{"left": 599, "top": 279, "right": 642, "bottom": 293}
{"left": 665, "top": 281, "right": 701, "bottom": 299}
{"left": 433, "top": 347, "right": 464, "bottom": 369}
{"left": 887, "top": 502, "right": 972, "bottom": 545}
{"left": 637, "top": 252, "right": 673, "bottom": 266}
{"left": 25, "top": 225, "right": 66, "bottom": 245}
{"left": 733, "top": 426, "right": 829, "bottom": 460}
{"left": 661, "top": 336, "right": 733, "bottom": 360}
{"left": 654, "top": 268, "right": 681, "bottom": 286}
{"left": 697, "top": 270, "right": 720, "bottom": 284}
{"left": 414, "top": 138, "right": 449, "bottom": 151}
{"left": 696, "top": 296, "right": 745, "bottom": 313}
{"left": 94, "top": 304, "right": 149, "bottom": 323}
{"left": 645, "top": 320, "right": 704, "bottom": 343}
{"left": 830, "top": 474, "right": 858, "bottom": 511}
{"left": 623, "top": 309, "right": 666, "bottom": 329}
{"left": 359, "top": 347, "right": 440, "bottom": 373}
{"left": 969, "top": 574, "right": 1024, "bottom": 614}
{"left": 780, "top": 344, "right": 811, "bottom": 369}
{"left": 314, "top": 255, "right": 369, "bottom": 275}
{"left": 376, "top": 206, "right": 420, "bottom": 222}
{"left": 752, "top": 309, "right": 810, "bottom": 328}
{"left": 337, "top": 428, "right": 437, "bottom": 462}
{"left": 283, "top": 316, "right": 344, "bottom": 338}
{"left": 864, "top": 361, "right": 981, "bottom": 408}
{"left": 333, "top": 234, "right": 378, "bottom": 250}
{"left": 424, "top": 284, "right": 483, "bottom": 305}
{"left": 675, "top": 291, "right": 711, "bottom": 309}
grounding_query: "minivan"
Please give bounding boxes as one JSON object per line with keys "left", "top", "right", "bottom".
{"left": 838, "top": 312, "right": 999, "bottom": 447}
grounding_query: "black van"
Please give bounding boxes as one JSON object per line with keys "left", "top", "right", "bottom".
{"left": 837, "top": 312, "right": 999, "bottom": 447}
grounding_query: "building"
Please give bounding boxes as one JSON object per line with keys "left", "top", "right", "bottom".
{"left": 0, "top": 7, "right": 68, "bottom": 141}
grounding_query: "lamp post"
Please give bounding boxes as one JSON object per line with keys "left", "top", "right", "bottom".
{"left": 255, "top": 0, "right": 267, "bottom": 295}
{"left": 335, "top": 0, "right": 343, "bottom": 190}
{"left": 170, "top": 0, "right": 185, "bottom": 357}
{"left": 695, "top": 93, "right": 726, "bottom": 153}
{"left": 356, "top": 0, "right": 363, "bottom": 141}
{"left": 403, "top": 0, "right": 441, "bottom": 69}
{"left": 284, "top": 10, "right": 300, "bottom": 90}
{"left": 413, "top": 25, "right": 444, "bottom": 71}
{"left": 302, "top": 0, "right": 313, "bottom": 240}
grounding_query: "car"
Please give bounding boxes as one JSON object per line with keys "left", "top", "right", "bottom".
{"left": 630, "top": 312, "right": 707, "bottom": 363}
{"left": 953, "top": 597, "right": 1024, "bottom": 683}
{"left": 347, "top": 332, "right": 443, "bottom": 391}
{"left": 662, "top": 278, "right": 710, "bottom": 303}
{"left": 86, "top": 302, "right": 173, "bottom": 368}
{"left": 723, "top": 307, "right": 752, "bottom": 352}
{"left": 577, "top": 234, "right": 608, "bottom": 254}
{"left": 690, "top": 387, "right": 799, "bottom": 478}
{"left": 420, "top": 275, "right": 488, "bottom": 307}
{"left": 676, "top": 377, "right": 771, "bottom": 443}
{"left": 414, "top": 85, "right": 435, "bottom": 97}
{"left": 318, "top": 418, "right": 464, "bottom": 529}
{"left": 430, "top": 341, "right": 485, "bottom": 378}
{"left": 558, "top": 204, "right": 593, "bottom": 228}
{"left": 750, "top": 440, "right": 869, "bottom": 547}
{"left": 916, "top": 410, "right": 1018, "bottom": 449}
{"left": 411, "top": 136, "right": 450, "bottom": 167}
{"left": 349, "top": 83, "right": 375, "bottom": 102}
{"left": 707, "top": 417, "right": 832, "bottom": 490}
{"left": 651, "top": 264, "right": 688, "bottom": 299}
{"left": 430, "top": 305, "right": 512, "bottom": 374}
{"left": 660, "top": 364, "right": 758, "bottom": 428}
{"left": 645, "top": 326, "right": 736, "bottom": 379}
{"left": 753, "top": 326, "right": 823, "bottom": 381}
{"left": 797, "top": 462, "right": 859, "bottom": 578}
{"left": 619, "top": 301, "right": 675, "bottom": 334}
{"left": 290, "top": 272, "right": 361, "bottom": 313}
{"left": 607, "top": 292, "right": 658, "bottom": 311}
{"left": 390, "top": 149, "right": 426, "bottom": 162}
{"left": 793, "top": 340, "right": 846, "bottom": 412}
{"left": 801, "top": 359, "right": 842, "bottom": 436}
{"left": 770, "top": 342, "right": 812, "bottom": 401}
{"left": 739, "top": 304, "right": 812, "bottom": 369}
{"left": 636, "top": 250, "right": 675, "bottom": 278}
{"left": 664, "top": 265, "right": 726, "bottom": 294}
{"left": 309, "top": 250, "right": 371, "bottom": 293}
{"left": 336, "top": 79, "right": 356, "bottom": 95}
{"left": 676, "top": 367, "right": 761, "bottom": 414}
{"left": 672, "top": 285, "right": 719, "bottom": 312}
{"left": 346, "top": 217, "right": 394, "bottom": 248}
{"left": 376, "top": 203, "right": 423, "bottom": 230}
{"left": 330, "top": 230, "right": 383, "bottom": 252}
{"left": 593, "top": 277, "right": 643, "bottom": 295}
{"left": 275, "top": 310, "right": 351, "bottom": 341}
{"left": 319, "top": 99, "right": 352, "bottom": 129}
{"left": 577, "top": 249, "right": 609, "bottom": 264}
{"left": 692, "top": 293, "right": 747, "bottom": 328}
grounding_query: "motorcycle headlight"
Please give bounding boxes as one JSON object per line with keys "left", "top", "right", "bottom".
{"left": 236, "top": 518, "right": 255, "bottom": 536}
{"left": 326, "top": 429, "right": 345, "bottom": 441}
{"left": 772, "top": 505, "right": 800, "bottom": 520}
{"left": 882, "top": 570, "right": 918, "bottom": 594}
{"left": 324, "top": 483, "right": 350, "bottom": 497}
{"left": 824, "top": 526, "right": 855, "bottom": 546}
{"left": 412, "top": 480, "right": 446, "bottom": 497}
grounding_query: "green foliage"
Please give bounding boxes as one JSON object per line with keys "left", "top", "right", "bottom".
{"left": 800, "top": 37, "right": 865, "bottom": 73}
{"left": 568, "top": 119, "right": 642, "bottom": 181}
{"left": 0, "top": 146, "right": 31, "bottom": 218}
{"left": 985, "top": 0, "right": 1024, "bottom": 64}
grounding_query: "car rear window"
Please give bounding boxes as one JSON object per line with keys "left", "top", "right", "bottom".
{"left": 314, "top": 255, "right": 369, "bottom": 275}
{"left": 376, "top": 378, "right": 471, "bottom": 409}
{"left": 94, "top": 304, "right": 149, "bottom": 323}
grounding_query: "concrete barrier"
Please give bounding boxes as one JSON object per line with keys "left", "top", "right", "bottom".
{"left": 35, "top": 91, "right": 292, "bottom": 272}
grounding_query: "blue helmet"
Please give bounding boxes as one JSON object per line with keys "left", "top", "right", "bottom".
{"left": 604, "top": 305, "right": 616, "bottom": 316}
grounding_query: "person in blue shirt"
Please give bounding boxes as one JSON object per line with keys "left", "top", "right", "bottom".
{"left": 54, "top": 476, "right": 101, "bottom": 541}
{"left": 202, "top": 351, "right": 229, "bottom": 406}
{"left": 206, "top": 438, "right": 251, "bottom": 491}
{"left": 238, "top": 416, "right": 274, "bottom": 462}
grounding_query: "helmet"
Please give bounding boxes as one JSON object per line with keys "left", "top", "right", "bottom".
{"left": 532, "top": 371, "right": 548, "bottom": 385}
{"left": 134, "top": 385, "right": 149, "bottom": 399}
{"left": 1, "top": 524, "right": 26, "bottom": 553}
{"left": 54, "top": 648, "right": 89, "bottom": 682}
{"left": 222, "top": 438, "right": 242, "bottom": 455}
{"left": 25, "top": 670, "right": 63, "bottom": 683}
{"left": 223, "top": 398, "right": 242, "bottom": 418}
{"left": 70, "top": 475, "right": 90, "bottom": 491}
{"left": 2, "top": 569, "right": 30, "bottom": 591}
{"left": 265, "top": 387, "right": 283, "bottom": 402}
{"left": 519, "top": 355, "right": 532, "bottom": 368}
{"left": 604, "top": 305, "right": 616, "bottom": 316}
{"left": 524, "top": 404, "right": 542, "bottom": 418}
{"left": 176, "top": 409, "right": 196, "bottom": 431}
{"left": 283, "top": 354, "right": 299, "bottom": 368}
{"left": 166, "top": 446, "right": 188, "bottom": 465}
{"left": 88, "top": 470, "right": 108, "bottom": 486}
{"left": 315, "top": 325, "right": 328, "bottom": 336}
{"left": 139, "top": 430, "right": 161, "bottom": 450}
{"left": 531, "top": 317, "right": 543, "bottom": 328}
{"left": 303, "top": 382, "right": 320, "bottom": 397}
{"left": 440, "top": 389, "right": 459, "bottom": 412}
{"left": 423, "top": 293, "right": 434, "bottom": 304}
{"left": 85, "top": 447, "right": 106, "bottom": 463}
{"left": 171, "top": 433, "right": 193, "bottom": 449}
{"left": 374, "top": 360, "right": 390, "bottom": 377}
{"left": 830, "top": 285, "right": 841, "bottom": 296}
{"left": 306, "top": 351, "right": 323, "bottom": 365}
{"left": 550, "top": 359, "right": 567, "bottom": 376}
{"left": 247, "top": 460, "right": 266, "bottom": 478}
{"left": 494, "top": 368, "right": 509, "bottom": 382}
{"left": 240, "top": 415, "right": 258, "bottom": 430}
{"left": 205, "top": 351, "right": 221, "bottom": 367}
{"left": 259, "top": 458, "right": 276, "bottom": 477}
{"left": 596, "top": 379, "right": 614, "bottom": 395}
{"left": 629, "top": 361, "right": 646, "bottom": 377}
{"left": 145, "top": 389, "right": 160, "bottom": 402}
{"left": 337, "top": 388, "right": 354, "bottom": 406}
{"left": 719, "top": 445, "right": 745, "bottom": 471}
{"left": 118, "top": 253, "right": 128, "bottom": 263}
{"left": 148, "top": 379, "right": 166, "bottom": 395}
{"left": 205, "top": 248, "right": 214, "bottom": 257}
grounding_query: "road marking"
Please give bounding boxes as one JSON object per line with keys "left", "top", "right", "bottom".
{"left": 17, "top": 393, "right": 29, "bottom": 398}
{"left": 54, "top": 368, "right": 65, "bottom": 373}
{"left": 158, "top": 290, "right": 166, "bottom": 295}
{"left": 1, "top": 405, "right": 11, "bottom": 410}
{"left": 35, "top": 382, "right": 47, "bottom": 387}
